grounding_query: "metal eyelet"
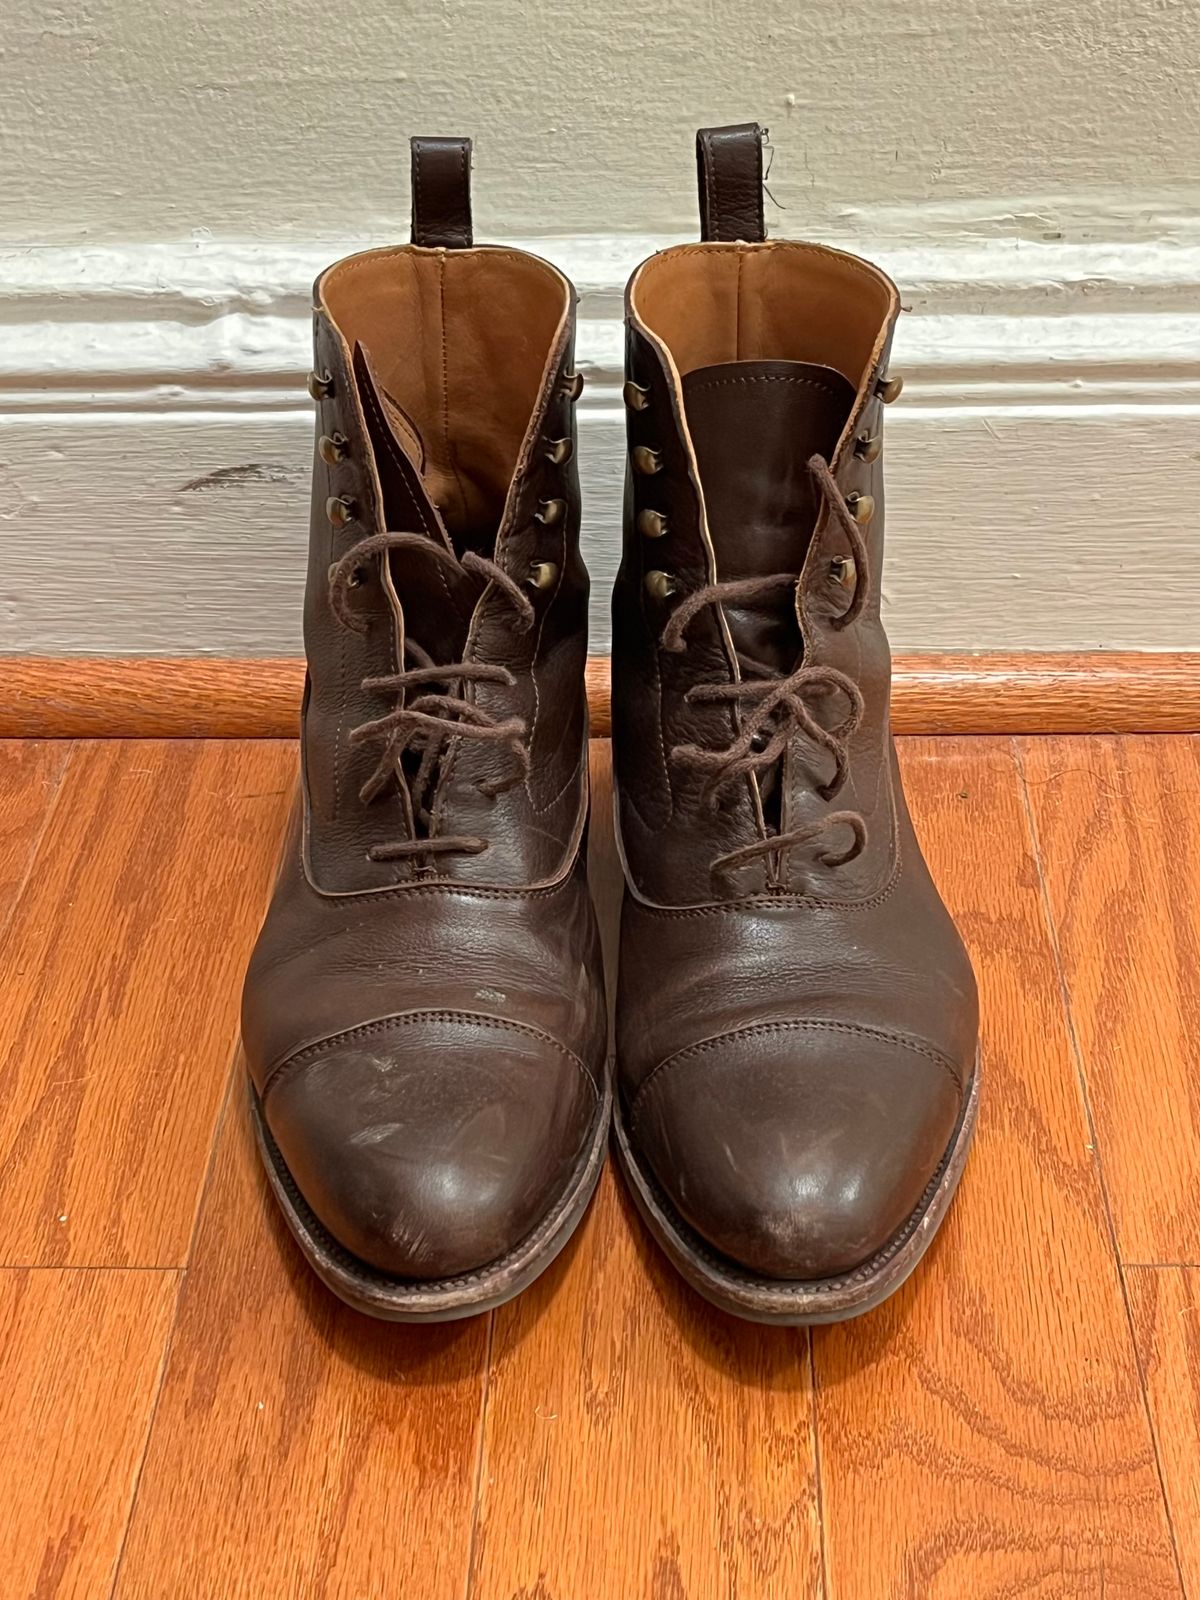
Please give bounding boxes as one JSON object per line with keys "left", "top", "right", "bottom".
{"left": 632, "top": 445, "right": 663, "bottom": 476}
{"left": 830, "top": 555, "right": 857, "bottom": 589}
{"left": 854, "top": 432, "right": 882, "bottom": 464}
{"left": 562, "top": 371, "right": 584, "bottom": 401}
{"left": 644, "top": 570, "right": 676, "bottom": 601}
{"left": 847, "top": 492, "right": 875, "bottom": 525}
{"left": 528, "top": 561, "right": 559, "bottom": 591}
{"left": 877, "top": 374, "right": 904, "bottom": 404}
{"left": 637, "top": 508, "right": 668, "bottom": 539}
{"left": 535, "top": 498, "right": 566, "bottom": 526}
{"left": 318, "top": 432, "right": 348, "bottom": 465}
{"left": 326, "top": 495, "right": 356, "bottom": 529}
{"left": 545, "top": 437, "right": 573, "bottom": 466}
{"left": 327, "top": 560, "right": 367, "bottom": 588}
{"left": 307, "top": 369, "right": 334, "bottom": 401}
{"left": 623, "top": 380, "right": 651, "bottom": 412}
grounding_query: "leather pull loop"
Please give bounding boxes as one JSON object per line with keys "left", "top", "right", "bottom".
{"left": 410, "top": 136, "right": 473, "bottom": 249}
{"left": 696, "top": 123, "right": 766, "bottom": 243}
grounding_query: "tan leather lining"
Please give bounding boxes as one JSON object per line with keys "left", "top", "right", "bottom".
{"left": 629, "top": 241, "right": 898, "bottom": 391}
{"left": 320, "top": 247, "right": 569, "bottom": 542}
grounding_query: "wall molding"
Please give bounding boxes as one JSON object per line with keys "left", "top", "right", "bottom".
{"left": 1, "top": 653, "right": 1197, "bottom": 740}
{"left": 2, "top": 229, "right": 1199, "bottom": 655}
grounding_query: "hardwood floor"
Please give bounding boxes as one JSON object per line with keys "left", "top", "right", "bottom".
{"left": 0, "top": 735, "right": 1196, "bottom": 1599}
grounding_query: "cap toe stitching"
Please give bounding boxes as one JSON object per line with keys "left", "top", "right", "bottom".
{"left": 630, "top": 1016, "right": 965, "bottom": 1134}
{"left": 263, "top": 1007, "right": 597, "bottom": 1105}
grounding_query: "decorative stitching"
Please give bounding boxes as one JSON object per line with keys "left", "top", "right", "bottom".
{"left": 734, "top": 242, "right": 743, "bottom": 358}
{"left": 457, "top": 138, "right": 470, "bottom": 246}
{"left": 630, "top": 1016, "right": 965, "bottom": 1133}
{"left": 705, "top": 133, "right": 721, "bottom": 240}
{"left": 687, "top": 374, "right": 845, "bottom": 399}
{"left": 264, "top": 1007, "right": 599, "bottom": 1102}
{"left": 413, "top": 143, "right": 424, "bottom": 246}
{"left": 634, "top": 239, "right": 890, "bottom": 297}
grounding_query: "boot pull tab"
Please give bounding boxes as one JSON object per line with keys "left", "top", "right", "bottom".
{"left": 410, "top": 136, "right": 473, "bottom": 249}
{"left": 695, "top": 123, "right": 766, "bottom": 243}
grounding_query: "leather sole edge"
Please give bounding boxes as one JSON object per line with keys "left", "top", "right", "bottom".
{"left": 249, "top": 1066, "right": 612, "bottom": 1323}
{"left": 611, "top": 1053, "right": 981, "bottom": 1325}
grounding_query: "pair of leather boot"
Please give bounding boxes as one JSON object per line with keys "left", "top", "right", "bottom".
{"left": 241, "top": 126, "right": 980, "bottom": 1325}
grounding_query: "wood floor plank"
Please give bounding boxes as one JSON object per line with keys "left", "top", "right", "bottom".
{"left": 812, "top": 738, "right": 1180, "bottom": 1599}
{"left": 0, "top": 740, "right": 71, "bottom": 926}
{"left": 1021, "top": 735, "right": 1200, "bottom": 1264}
{"left": 0, "top": 739, "right": 294, "bottom": 1267}
{"left": 0, "top": 1266, "right": 178, "bottom": 1600}
{"left": 468, "top": 739, "right": 822, "bottom": 1600}
{"left": 469, "top": 1170, "right": 822, "bottom": 1600}
{"left": 114, "top": 1090, "right": 488, "bottom": 1600}
{"left": 1128, "top": 1267, "right": 1200, "bottom": 1595}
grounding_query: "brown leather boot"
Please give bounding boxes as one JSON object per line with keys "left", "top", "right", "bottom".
{"left": 241, "top": 138, "right": 608, "bottom": 1321}
{"left": 611, "top": 125, "right": 980, "bottom": 1323}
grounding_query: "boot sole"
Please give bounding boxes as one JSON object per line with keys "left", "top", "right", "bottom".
{"left": 612, "top": 1051, "right": 981, "bottom": 1325}
{"left": 249, "top": 1067, "right": 611, "bottom": 1323}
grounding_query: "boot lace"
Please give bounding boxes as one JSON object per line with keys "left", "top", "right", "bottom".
{"left": 328, "top": 532, "right": 534, "bottom": 862}
{"left": 662, "top": 454, "right": 870, "bottom": 876}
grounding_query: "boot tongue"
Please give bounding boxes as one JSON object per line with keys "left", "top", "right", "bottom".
{"left": 682, "top": 359, "right": 855, "bottom": 675}
{"left": 353, "top": 342, "right": 452, "bottom": 552}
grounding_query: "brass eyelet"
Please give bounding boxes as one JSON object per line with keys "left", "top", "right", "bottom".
{"left": 562, "top": 371, "right": 584, "bottom": 401}
{"left": 847, "top": 492, "right": 875, "bottom": 525}
{"left": 855, "top": 432, "right": 882, "bottom": 464}
{"left": 318, "top": 432, "right": 348, "bottom": 465}
{"left": 545, "top": 436, "right": 573, "bottom": 466}
{"left": 830, "top": 555, "right": 857, "bottom": 589}
{"left": 877, "top": 373, "right": 904, "bottom": 404}
{"left": 528, "top": 561, "right": 559, "bottom": 591}
{"left": 326, "top": 494, "right": 356, "bottom": 529}
{"left": 632, "top": 445, "right": 663, "bottom": 476}
{"left": 535, "top": 497, "right": 566, "bottom": 526}
{"left": 307, "top": 369, "right": 334, "bottom": 401}
{"left": 637, "top": 508, "right": 668, "bottom": 539}
{"left": 623, "top": 380, "right": 651, "bottom": 412}
{"left": 644, "top": 569, "right": 676, "bottom": 601}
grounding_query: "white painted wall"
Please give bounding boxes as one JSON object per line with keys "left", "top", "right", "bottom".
{"left": 1, "top": 0, "right": 1199, "bottom": 655}
{"left": 5, "top": 0, "right": 1198, "bottom": 245}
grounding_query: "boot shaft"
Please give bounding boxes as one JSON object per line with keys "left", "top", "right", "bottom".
{"left": 301, "top": 138, "right": 591, "bottom": 892}
{"left": 613, "top": 123, "right": 905, "bottom": 903}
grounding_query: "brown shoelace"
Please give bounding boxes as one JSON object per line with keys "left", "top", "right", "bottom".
{"left": 662, "top": 454, "right": 870, "bottom": 875}
{"left": 329, "top": 532, "right": 534, "bottom": 862}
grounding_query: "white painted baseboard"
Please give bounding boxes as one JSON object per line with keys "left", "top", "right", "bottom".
{"left": 2, "top": 230, "right": 1199, "bottom": 655}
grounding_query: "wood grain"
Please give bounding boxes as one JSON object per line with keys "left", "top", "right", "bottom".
{"left": 1021, "top": 736, "right": 1200, "bottom": 1265}
{"left": 3, "top": 653, "right": 1200, "bottom": 740}
{"left": 469, "top": 1169, "right": 822, "bottom": 1600}
{"left": 0, "top": 740, "right": 294, "bottom": 1267}
{"left": 1128, "top": 1268, "right": 1200, "bottom": 1596}
{"left": 811, "top": 739, "right": 1180, "bottom": 1598}
{"left": 0, "top": 741, "right": 71, "bottom": 925}
{"left": 470, "top": 741, "right": 820, "bottom": 1599}
{"left": 0, "top": 1266, "right": 178, "bottom": 1600}
{"left": 114, "top": 1090, "right": 489, "bottom": 1600}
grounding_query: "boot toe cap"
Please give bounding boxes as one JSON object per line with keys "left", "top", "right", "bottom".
{"left": 630, "top": 1020, "right": 965, "bottom": 1282}
{"left": 262, "top": 1011, "right": 599, "bottom": 1281}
